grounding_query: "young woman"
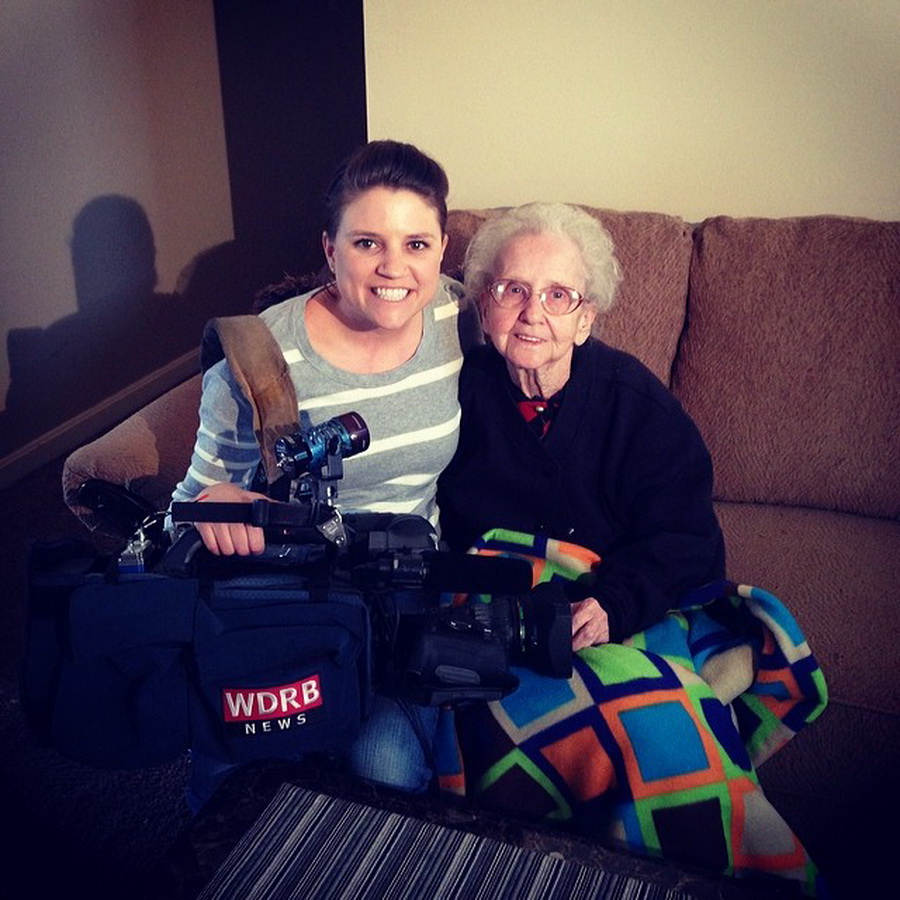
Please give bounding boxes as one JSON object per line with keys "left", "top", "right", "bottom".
{"left": 172, "top": 140, "right": 477, "bottom": 810}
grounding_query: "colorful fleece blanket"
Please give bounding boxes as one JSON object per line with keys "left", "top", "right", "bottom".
{"left": 434, "top": 529, "right": 829, "bottom": 897}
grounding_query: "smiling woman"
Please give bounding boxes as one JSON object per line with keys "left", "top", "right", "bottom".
{"left": 172, "top": 141, "right": 465, "bottom": 549}
{"left": 435, "top": 202, "right": 826, "bottom": 895}
{"left": 480, "top": 231, "right": 594, "bottom": 398}
{"left": 168, "top": 140, "right": 479, "bottom": 814}
{"left": 312, "top": 185, "right": 449, "bottom": 370}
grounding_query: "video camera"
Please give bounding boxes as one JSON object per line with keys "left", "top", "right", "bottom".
{"left": 23, "top": 410, "right": 573, "bottom": 770}
{"left": 165, "top": 410, "right": 573, "bottom": 706}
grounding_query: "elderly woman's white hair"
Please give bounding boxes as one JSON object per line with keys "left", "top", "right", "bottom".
{"left": 463, "top": 202, "right": 623, "bottom": 317}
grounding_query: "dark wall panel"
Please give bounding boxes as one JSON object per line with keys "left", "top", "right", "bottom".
{"left": 213, "top": 0, "right": 368, "bottom": 293}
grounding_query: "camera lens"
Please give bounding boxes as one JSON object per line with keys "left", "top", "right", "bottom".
{"left": 498, "top": 583, "right": 572, "bottom": 678}
{"left": 275, "top": 411, "right": 370, "bottom": 478}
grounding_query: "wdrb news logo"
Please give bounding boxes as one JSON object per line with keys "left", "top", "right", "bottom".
{"left": 221, "top": 674, "right": 323, "bottom": 736}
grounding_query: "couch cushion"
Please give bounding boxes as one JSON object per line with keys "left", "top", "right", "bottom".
{"left": 715, "top": 500, "right": 900, "bottom": 716}
{"left": 445, "top": 207, "right": 692, "bottom": 386}
{"left": 717, "top": 498, "right": 900, "bottom": 894}
{"left": 674, "top": 215, "right": 900, "bottom": 518}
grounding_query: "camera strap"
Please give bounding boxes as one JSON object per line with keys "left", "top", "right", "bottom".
{"left": 201, "top": 315, "right": 299, "bottom": 497}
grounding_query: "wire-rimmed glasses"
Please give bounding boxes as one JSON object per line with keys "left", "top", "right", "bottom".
{"left": 488, "top": 279, "right": 585, "bottom": 315}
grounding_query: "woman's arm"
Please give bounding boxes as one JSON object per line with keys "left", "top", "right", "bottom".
{"left": 171, "top": 359, "right": 271, "bottom": 555}
{"left": 588, "top": 388, "right": 724, "bottom": 641}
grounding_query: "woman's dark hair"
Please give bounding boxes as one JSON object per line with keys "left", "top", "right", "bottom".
{"left": 322, "top": 140, "right": 449, "bottom": 238}
{"left": 254, "top": 140, "right": 449, "bottom": 312}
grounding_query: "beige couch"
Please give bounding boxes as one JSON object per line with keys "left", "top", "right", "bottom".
{"left": 63, "top": 207, "right": 900, "bottom": 895}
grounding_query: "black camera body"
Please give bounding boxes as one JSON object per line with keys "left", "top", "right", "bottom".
{"left": 166, "top": 499, "right": 572, "bottom": 708}
{"left": 24, "top": 412, "right": 573, "bottom": 769}
{"left": 165, "top": 410, "right": 573, "bottom": 706}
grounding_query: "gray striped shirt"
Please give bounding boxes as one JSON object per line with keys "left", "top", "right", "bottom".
{"left": 172, "top": 276, "right": 474, "bottom": 531}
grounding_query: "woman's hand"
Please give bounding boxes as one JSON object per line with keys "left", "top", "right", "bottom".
{"left": 571, "top": 597, "right": 610, "bottom": 651}
{"left": 192, "top": 482, "right": 271, "bottom": 556}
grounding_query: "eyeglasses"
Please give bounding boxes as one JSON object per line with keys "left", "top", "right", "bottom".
{"left": 488, "top": 279, "right": 585, "bottom": 316}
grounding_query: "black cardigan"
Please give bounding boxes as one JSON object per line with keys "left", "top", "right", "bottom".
{"left": 437, "top": 341, "right": 725, "bottom": 642}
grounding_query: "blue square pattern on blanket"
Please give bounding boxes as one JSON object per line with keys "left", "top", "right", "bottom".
{"left": 503, "top": 666, "right": 578, "bottom": 728}
{"left": 634, "top": 615, "right": 691, "bottom": 661}
{"left": 619, "top": 700, "right": 709, "bottom": 781}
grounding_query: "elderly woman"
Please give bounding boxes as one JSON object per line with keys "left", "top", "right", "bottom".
{"left": 438, "top": 202, "right": 724, "bottom": 645}
{"left": 436, "top": 203, "right": 826, "bottom": 895}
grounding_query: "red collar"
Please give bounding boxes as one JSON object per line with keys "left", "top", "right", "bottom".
{"left": 517, "top": 395, "right": 562, "bottom": 438}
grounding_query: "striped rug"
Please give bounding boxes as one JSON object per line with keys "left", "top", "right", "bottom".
{"left": 197, "top": 784, "right": 691, "bottom": 899}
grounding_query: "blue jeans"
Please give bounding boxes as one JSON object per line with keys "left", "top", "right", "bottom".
{"left": 342, "top": 694, "right": 438, "bottom": 793}
{"left": 185, "top": 695, "right": 439, "bottom": 815}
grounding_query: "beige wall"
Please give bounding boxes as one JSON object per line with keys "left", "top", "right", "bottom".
{"left": 364, "top": 0, "right": 899, "bottom": 221}
{"left": 0, "top": 0, "right": 231, "bottom": 411}
{"left": 0, "top": 0, "right": 232, "bottom": 481}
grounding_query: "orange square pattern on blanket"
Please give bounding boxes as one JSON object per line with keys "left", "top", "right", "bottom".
{"left": 541, "top": 725, "right": 616, "bottom": 802}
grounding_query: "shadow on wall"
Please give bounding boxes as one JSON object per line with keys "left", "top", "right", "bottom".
{"left": 0, "top": 195, "right": 256, "bottom": 459}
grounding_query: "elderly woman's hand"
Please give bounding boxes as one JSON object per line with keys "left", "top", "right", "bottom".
{"left": 571, "top": 597, "right": 610, "bottom": 651}
{"left": 192, "top": 481, "right": 272, "bottom": 557}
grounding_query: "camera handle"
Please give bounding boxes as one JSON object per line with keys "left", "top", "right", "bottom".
{"left": 171, "top": 499, "right": 311, "bottom": 528}
{"left": 171, "top": 494, "right": 346, "bottom": 551}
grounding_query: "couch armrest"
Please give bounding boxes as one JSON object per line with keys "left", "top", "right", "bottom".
{"left": 63, "top": 374, "right": 202, "bottom": 534}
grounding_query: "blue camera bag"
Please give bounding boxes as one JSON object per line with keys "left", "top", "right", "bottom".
{"left": 23, "top": 540, "right": 372, "bottom": 769}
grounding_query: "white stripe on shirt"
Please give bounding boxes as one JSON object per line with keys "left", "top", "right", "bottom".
{"left": 292, "top": 358, "right": 462, "bottom": 411}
